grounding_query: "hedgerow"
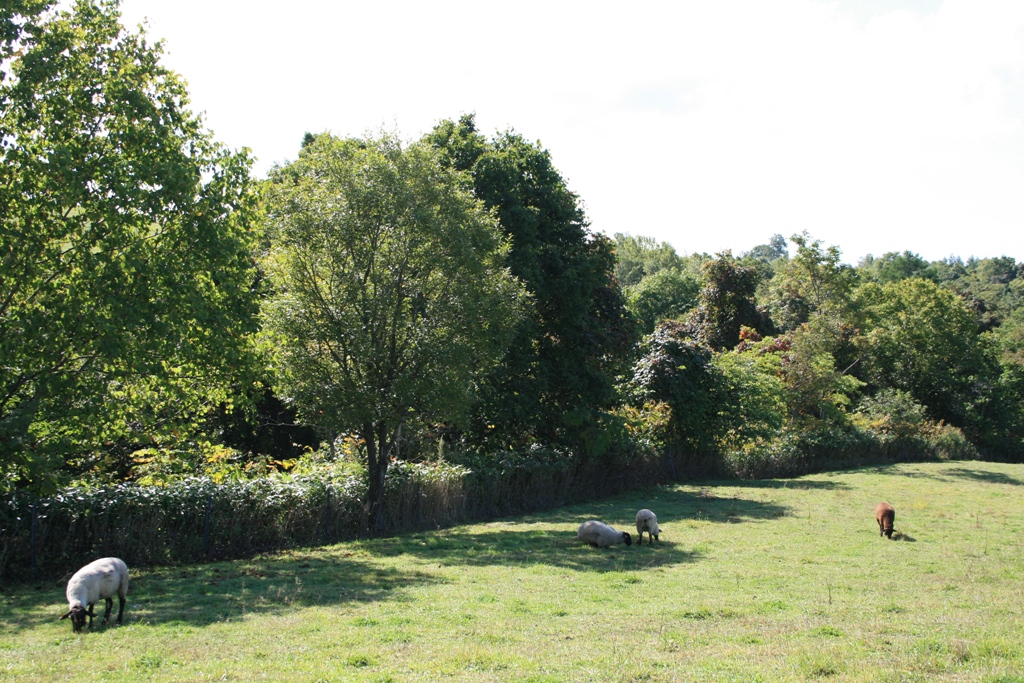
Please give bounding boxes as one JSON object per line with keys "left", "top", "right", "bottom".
{"left": 1, "top": 437, "right": 670, "bottom": 581}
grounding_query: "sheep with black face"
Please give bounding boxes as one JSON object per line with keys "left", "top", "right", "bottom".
{"left": 635, "top": 509, "right": 661, "bottom": 545}
{"left": 60, "top": 557, "right": 129, "bottom": 632}
{"left": 577, "top": 520, "right": 632, "bottom": 548}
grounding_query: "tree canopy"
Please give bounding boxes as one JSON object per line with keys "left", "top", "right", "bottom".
{"left": 261, "top": 131, "right": 526, "bottom": 530}
{"left": 427, "top": 115, "right": 636, "bottom": 451}
{"left": 0, "top": 0, "right": 259, "bottom": 492}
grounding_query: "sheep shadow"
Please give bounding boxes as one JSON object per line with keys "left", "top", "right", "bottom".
{"left": 0, "top": 550, "right": 441, "bottom": 632}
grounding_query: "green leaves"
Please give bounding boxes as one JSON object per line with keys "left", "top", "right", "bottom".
{"left": 261, "top": 131, "right": 527, "bottom": 530}
{"left": 1, "top": 0, "right": 260, "bottom": 492}
{"left": 428, "top": 116, "right": 637, "bottom": 451}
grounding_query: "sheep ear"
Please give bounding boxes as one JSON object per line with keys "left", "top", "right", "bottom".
{"left": 60, "top": 611, "right": 71, "bottom": 620}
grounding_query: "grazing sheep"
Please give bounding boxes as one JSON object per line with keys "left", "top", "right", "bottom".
{"left": 635, "top": 509, "right": 661, "bottom": 545}
{"left": 60, "top": 557, "right": 129, "bottom": 632}
{"left": 875, "top": 502, "right": 896, "bottom": 539}
{"left": 578, "top": 520, "right": 632, "bottom": 548}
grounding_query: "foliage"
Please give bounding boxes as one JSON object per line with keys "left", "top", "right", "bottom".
{"left": 779, "top": 317, "right": 865, "bottom": 420}
{"left": 687, "top": 251, "right": 774, "bottom": 350}
{"left": 712, "top": 349, "right": 787, "bottom": 452}
{"left": 0, "top": 0, "right": 260, "bottom": 494}
{"left": 611, "top": 233, "right": 695, "bottom": 287}
{"left": 629, "top": 321, "right": 722, "bottom": 454}
{"left": 0, "top": 437, "right": 675, "bottom": 580}
{"left": 261, "top": 131, "right": 526, "bottom": 532}
{"left": 852, "top": 388, "right": 979, "bottom": 461}
{"left": 858, "top": 250, "right": 938, "bottom": 284}
{"left": 427, "top": 115, "right": 637, "bottom": 451}
{"left": 942, "top": 255, "right": 1024, "bottom": 332}
{"left": 623, "top": 268, "right": 701, "bottom": 335}
{"left": 766, "top": 232, "right": 857, "bottom": 330}
{"left": 854, "top": 278, "right": 1000, "bottom": 433}
{"left": 742, "top": 233, "right": 789, "bottom": 263}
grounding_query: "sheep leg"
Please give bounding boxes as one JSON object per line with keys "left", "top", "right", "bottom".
{"left": 102, "top": 597, "right": 113, "bottom": 624}
{"left": 116, "top": 594, "right": 125, "bottom": 625}
{"left": 87, "top": 603, "right": 95, "bottom": 629}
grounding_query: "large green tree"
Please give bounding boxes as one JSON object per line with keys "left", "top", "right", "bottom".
{"left": 261, "top": 132, "right": 525, "bottom": 532}
{"left": 427, "top": 115, "right": 636, "bottom": 451}
{"left": 0, "top": 0, "right": 259, "bottom": 492}
{"left": 854, "top": 278, "right": 999, "bottom": 433}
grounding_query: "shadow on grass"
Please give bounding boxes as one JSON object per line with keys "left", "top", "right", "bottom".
{"left": 724, "top": 479, "right": 851, "bottom": 491}
{"left": 364, "top": 526, "right": 698, "bottom": 574}
{"left": 1, "top": 479, "right": 796, "bottom": 631}
{"left": 866, "top": 463, "right": 1024, "bottom": 487}
{"left": 360, "top": 484, "right": 792, "bottom": 574}
{"left": 0, "top": 549, "right": 441, "bottom": 632}
{"left": 944, "top": 467, "right": 1023, "bottom": 486}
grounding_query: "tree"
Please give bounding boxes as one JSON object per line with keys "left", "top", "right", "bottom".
{"left": 612, "top": 233, "right": 686, "bottom": 287}
{"left": 629, "top": 321, "right": 721, "bottom": 455}
{"left": 261, "top": 132, "right": 526, "bottom": 532}
{"left": 426, "top": 116, "right": 636, "bottom": 451}
{"left": 858, "top": 251, "right": 937, "bottom": 284}
{"left": 854, "top": 278, "right": 999, "bottom": 432}
{"left": 1, "top": 0, "right": 259, "bottom": 492}
{"left": 767, "top": 232, "right": 857, "bottom": 330}
{"left": 743, "top": 234, "right": 789, "bottom": 264}
{"left": 687, "top": 251, "right": 774, "bottom": 351}
{"left": 624, "top": 269, "right": 701, "bottom": 335}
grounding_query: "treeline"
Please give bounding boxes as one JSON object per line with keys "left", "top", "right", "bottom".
{"left": 2, "top": 1, "right": 1022, "bottom": 541}
{"left": 614, "top": 232, "right": 1024, "bottom": 476}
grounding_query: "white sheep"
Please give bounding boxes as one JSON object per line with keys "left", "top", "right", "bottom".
{"left": 635, "top": 509, "right": 661, "bottom": 545}
{"left": 577, "top": 520, "right": 632, "bottom": 548}
{"left": 60, "top": 557, "right": 129, "bottom": 632}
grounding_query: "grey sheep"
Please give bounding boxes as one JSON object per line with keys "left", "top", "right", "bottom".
{"left": 578, "top": 520, "right": 632, "bottom": 547}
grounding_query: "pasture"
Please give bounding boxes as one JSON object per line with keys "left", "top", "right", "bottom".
{"left": 2, "top": 461, "right": 1023, "bottom": 682}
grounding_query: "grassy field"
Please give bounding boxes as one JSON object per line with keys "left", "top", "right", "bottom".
{"left": 2, "top": 460, "right": 1023, "bottom": 682}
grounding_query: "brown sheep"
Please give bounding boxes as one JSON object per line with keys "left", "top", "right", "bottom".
{"left": 875, "top": 502, "right": 895, "bottom": 539}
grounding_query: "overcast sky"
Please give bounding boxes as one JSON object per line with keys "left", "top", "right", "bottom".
{"left": 117, "top": 0, "right": 1024, "bottom": 264}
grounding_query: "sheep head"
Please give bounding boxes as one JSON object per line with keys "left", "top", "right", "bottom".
{"left": 622, "top": 532, "right": 633, "bottom": 546}
{"left": 60, "top": 605, "right": 93, "bottom": 632}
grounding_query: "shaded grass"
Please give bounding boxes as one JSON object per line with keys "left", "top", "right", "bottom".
{"left": 2, "top": 460, "right": 1024, "bottom": 681}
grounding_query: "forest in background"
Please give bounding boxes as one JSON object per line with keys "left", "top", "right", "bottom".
{"left": 3, "top": 1, "right": 1024, "bottom": 547}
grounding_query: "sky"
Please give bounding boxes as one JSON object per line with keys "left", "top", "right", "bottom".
{"left": 116, "top": 0, "right": 1024, "bottom": 264}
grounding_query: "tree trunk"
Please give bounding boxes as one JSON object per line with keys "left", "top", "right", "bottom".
{"left": 363, "top": 421, "right": 396, "bottom": 536}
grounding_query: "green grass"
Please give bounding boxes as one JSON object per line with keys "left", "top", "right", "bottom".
{"left": 3, "top": 460, "right": 1024, "bottom": 682}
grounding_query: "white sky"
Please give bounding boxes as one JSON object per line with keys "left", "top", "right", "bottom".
{"left": 117, "top": 0, "right": 1024, "bottom": 264}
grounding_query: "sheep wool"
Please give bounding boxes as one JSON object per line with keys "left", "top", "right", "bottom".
{"left": 875, "top": 502, "right": 896, "bottom": 539}
{"left": 635, "top": 509, "right": 661, "bottom": 545}
{"left": 578, "top": 520, "right": 632, "bottom": 548}
{"left": 60, "top": 557, "right": 129, "bottom": 632}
